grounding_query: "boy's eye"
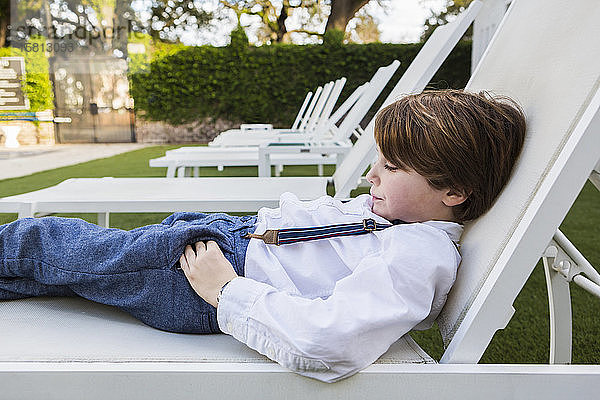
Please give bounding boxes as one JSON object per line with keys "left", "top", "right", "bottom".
{"left": 384, "top": 163, "right": 399, "bottom": 171}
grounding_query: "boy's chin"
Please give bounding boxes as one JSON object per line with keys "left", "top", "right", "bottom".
{"left": 371, "top": 204, "right": 391, "bottom": 221}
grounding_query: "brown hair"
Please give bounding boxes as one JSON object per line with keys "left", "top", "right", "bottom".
{"left": 374, "top": 89, "right": 526, "bottom": 222}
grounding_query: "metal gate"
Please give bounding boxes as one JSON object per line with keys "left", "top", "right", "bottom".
{"left": 53, "top": 57, "right": 135, "bottom": 143}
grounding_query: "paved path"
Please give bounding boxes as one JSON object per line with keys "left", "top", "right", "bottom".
{"left": 0, "top": 143, "right": 150, "bottom": 180}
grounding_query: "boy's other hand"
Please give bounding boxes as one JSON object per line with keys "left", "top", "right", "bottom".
{"left": 179, "top": 241, "right": 238, "bottom": 308}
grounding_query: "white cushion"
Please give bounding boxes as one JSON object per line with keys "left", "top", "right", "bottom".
{"left": 0, "top": 297, "right": 433, "bottom": 365}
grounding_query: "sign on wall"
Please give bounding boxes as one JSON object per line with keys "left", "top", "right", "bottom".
{"left": 0, "top": 57, "right": 30, "bottom": 110}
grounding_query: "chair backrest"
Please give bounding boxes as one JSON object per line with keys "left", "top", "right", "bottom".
{"left": 325, "top": 82, "right": 369, "bottom": 129}
{"left": 305, "top": 78, "right": 347, "bottom": 134}
{"left": 297, "top": 85, "right": 324, "bottom": 131}
{"left": 437, "top": 0, "right": 600, "bottom": 363}
{"left": 333, "top": 60, "right": 400, "bottom": 142}
{"left": 302, "top": 81, "right": 335, "bottom": 133}
{"left": 290, "top": 91, "right": 313, "bottom": 130}
{"left": 331, "top": 0, "right": 482, "bottom": 198}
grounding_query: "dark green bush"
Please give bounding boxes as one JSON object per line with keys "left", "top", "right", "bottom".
{"left": 229, "top": 24, "right": 250, "bottom": 48}
{"left": 130, "top": 41, "right": 471, "bottom": 126}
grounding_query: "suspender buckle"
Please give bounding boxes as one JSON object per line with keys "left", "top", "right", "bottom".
{"left": 243, "top": 230, "right": 280, "bottom": 245}
{"left": 363, "top": 218, "right": 377, "bottom": 231}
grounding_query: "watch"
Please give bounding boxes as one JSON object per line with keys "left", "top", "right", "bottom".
{"left": 216, "top": 279, "right": 233, "bottom": 304}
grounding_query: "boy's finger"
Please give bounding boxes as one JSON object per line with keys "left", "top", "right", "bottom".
{"left": 179, "top": 254, "right": 188, "bottom": 270}
{"left": 195, "top": 241, "right": 206, "bottom": 253}
{"left": 206, "top": 240, "right": 220, "bottom": 252}
{"left": 185, "top": 244, "right": 196, "bottom": 260}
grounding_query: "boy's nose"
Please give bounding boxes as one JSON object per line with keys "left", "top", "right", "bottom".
{"left": 366, "top": 167, "right": 377, "bottom": 185}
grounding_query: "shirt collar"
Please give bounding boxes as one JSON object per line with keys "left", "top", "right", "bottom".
{"left": 361, "top": 194, "right": 464, "bottom": 243}
{"left": 421, "top": 220, "right": 464, "bottom": 243}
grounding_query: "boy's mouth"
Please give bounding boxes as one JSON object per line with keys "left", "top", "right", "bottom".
{"left": 371, "top": 193, "right": 384, "bottom": 201}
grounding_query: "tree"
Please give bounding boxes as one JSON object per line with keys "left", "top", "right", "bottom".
{"left": 345, "top": 7, "right": 379, "bottom": 43}
{"left": 2, "top": 0, "right": 213, "bottom": 53}
{"left": 325, "top": 0, "right": 368, "bottom": 33}
{"left": 220, "top": 0, "right": 324, "bottom": 44}
{"left": 149, "top": 0, "right": 213, "bottom": 43}
{"left": 220, "top": 0, "right": 381, "bottom": 45}
{"left": 5, "top": 0, "right": 135, "bottom": 54}
{"left": 0, "top": 0, "right": 9, "bottom": 47}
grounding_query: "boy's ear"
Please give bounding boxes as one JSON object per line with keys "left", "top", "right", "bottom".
{"left": 442, "top": 189, "right": 471, "bottom": 207}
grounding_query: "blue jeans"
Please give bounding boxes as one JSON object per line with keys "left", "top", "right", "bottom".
{"left": 0, "top": 212, "right": 257, "bottom": 334}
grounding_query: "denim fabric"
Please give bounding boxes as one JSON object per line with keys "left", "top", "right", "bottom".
{"left": 0, "top": 212, "right": 257, "bottom": 334}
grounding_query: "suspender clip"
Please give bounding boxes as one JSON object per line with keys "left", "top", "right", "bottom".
{"left": 243, "top": 230, "right": 280, "bottom": 245}
{"left": 363, "top": 218, "right": 377, "bottom": 231}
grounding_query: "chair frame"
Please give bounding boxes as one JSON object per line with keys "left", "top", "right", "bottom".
{"left": 6, "top": 1, "right": 600, "bottom": 398}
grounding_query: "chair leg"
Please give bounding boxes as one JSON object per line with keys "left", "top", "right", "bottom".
{"left": 17, "top": 203, "right": 35, "bottom": 219}
{"left": 97, "top": 213, "right": 110, "bottom": 228}
{"left": 166, "top": 165, "right": 176, "bottom": 178}
{"left": 543, "top": 237, "right": 576, "bottom": 365}
{"left": 542, "top": 250, "right": 573, "bottom": 364}
{"left": 590, "top": 169, "right": 600, "bottom": 191}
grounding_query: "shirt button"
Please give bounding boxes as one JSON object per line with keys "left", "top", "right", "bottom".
{"left": 226, "top": 322, "right": 233, "bottom": 332}
{"left": 267, "top": 347, "right": 276, "bottom": 359}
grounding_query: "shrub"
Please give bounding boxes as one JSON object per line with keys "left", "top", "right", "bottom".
{"left": 129, "top": 41, "right": 471, "bottom": 126}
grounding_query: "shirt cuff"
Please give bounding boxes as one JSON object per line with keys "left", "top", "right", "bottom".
{"left": 216, "top": 276, "right": 271, "bottom": 342}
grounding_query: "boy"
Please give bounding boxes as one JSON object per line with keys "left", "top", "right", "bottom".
{"left": 0, "top": 90, "right": 526, "bottom": 383}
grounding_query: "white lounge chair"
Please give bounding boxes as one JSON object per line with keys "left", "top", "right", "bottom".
{"left": 148, "top": 65, "right": 395, "bottom": 178}
{"left": 7, "top": 1, "right": 600, "bottom": 397}
{"left": 160, "top": 81, "right": 368, "bottom": 178}
{"left": 209, "top": 78, "right": 346, "bottom": 147}
{"left": 151, "top": 61, "right": 399, "bottom": 178}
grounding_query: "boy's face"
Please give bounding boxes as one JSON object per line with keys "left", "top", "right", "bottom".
{"left": 366, "top": 149, "right": 459, "bottom": 223}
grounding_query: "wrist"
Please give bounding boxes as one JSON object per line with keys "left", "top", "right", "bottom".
{"left": 214, "top": 275, "right": 237, "bottom": 307}
{"left": 216, "top": 279, "right": 232, "bottom": 306}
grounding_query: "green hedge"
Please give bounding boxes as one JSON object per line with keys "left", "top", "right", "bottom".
{"left": 130, "top": 41, "right": 471, "bottom": 126}
{"left": 0, "top": 35, "right": 54, "bottom": 113}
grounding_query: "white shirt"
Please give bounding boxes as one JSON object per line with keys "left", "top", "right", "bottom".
{"left": 217, "top": 193, "right": 462, "bottom": 383}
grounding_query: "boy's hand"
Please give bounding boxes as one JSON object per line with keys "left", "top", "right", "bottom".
{"left": 179, "top": 241, "right": 238, "bottom": 308}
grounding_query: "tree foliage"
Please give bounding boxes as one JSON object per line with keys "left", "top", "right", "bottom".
{"left": 221, "top": 0, "right": 325, "bottom": 44}
{"left": 345, "top": 7, "right": 379, "bottom": 43}
{"left": 149, "top": 0, "right": 213, "bottom": 43}
{"left": 220, "top": 0, "right": 381, "bottom": 45}
{"left": 5, "top": 0, "right": 136, "bottom": 56}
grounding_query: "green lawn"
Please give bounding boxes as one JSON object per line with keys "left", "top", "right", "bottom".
{"left": 0, "top": 145, "right": 598, "bottom": 363}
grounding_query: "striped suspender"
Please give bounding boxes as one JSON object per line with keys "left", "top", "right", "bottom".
{"left": 243, "top": 218, "right": 405, "bottom": 246}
